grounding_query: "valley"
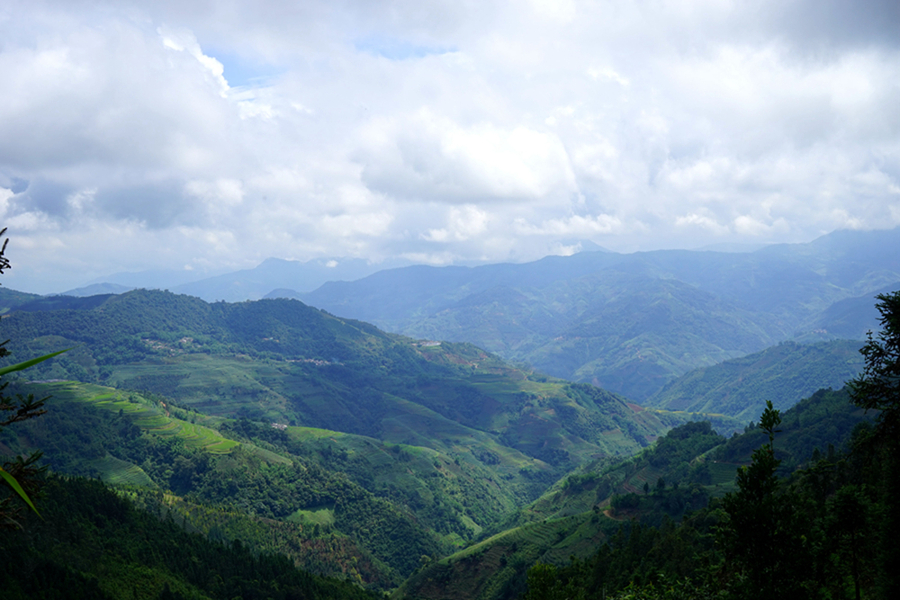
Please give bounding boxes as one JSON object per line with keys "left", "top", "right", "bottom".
{"left": 1, "top": 228, "right": 897, "bottom": 599}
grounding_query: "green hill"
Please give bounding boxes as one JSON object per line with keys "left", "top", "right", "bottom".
{"left": 1, "top": 289, "right": 672, "bottom": 470}
{"left": 0, "top": 286, "right": 40, "bottom": 313}
{"left": 0, "top": 289, "right": 676, "bottom": 585}
{"left": 395, "top": 386, "right": 873, "bottom": 600}
{"left": 644, "top": 339, "right": 865, "bottom": 422}
{"left": 0, "top": 380, "right": 438, "bottom": 585}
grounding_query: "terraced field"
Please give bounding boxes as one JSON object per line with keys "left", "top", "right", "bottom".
{"left": 33, "top": 381, "right": 239, "bottom": 454}
{"left": 89, "top": 454, "right": 156, "bottom": 486}
{"left": 707, "top": 462, "right": 740, "bottom": 494}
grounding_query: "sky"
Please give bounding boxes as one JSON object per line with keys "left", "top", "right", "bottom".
{"left": 0, "top": 0, "right": 899, "bottom": 293}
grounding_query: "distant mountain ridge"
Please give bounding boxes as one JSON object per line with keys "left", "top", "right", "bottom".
{"left": 60, "top": 282, "right": 133, "bottom": 297}
{"left": 298, "top": 228, "right": 900, "bottom": 400}
{"left": 74, "top": 257, "right": 413, "bottom": 302}
{"left": 171, "top": 257, "right": 407, "bottom": 301}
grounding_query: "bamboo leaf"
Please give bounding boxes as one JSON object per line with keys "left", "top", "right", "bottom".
{"left": 0, "top": 466, "right": 41, "bottom": 517}
{"left": 0, "top": 349, "right": 70, "bottom": 377}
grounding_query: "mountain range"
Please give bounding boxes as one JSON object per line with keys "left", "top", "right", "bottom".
{"left": 292, "top": 228, "right": 898, "bottom": 400}
{"left": 66, "top": 257, "right": 412, "bottom": 301}
{"left": 20, "top": 227, "right": 899, "bottom": 407}
{"left": 644, "top": 339, "right": 865, "bottom": 422}
{"left": 395, "top": 385, "right": 873, "bottom": 600}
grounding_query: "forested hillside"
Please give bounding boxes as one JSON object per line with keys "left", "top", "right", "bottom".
{"left": 1, "top": 289, "right": 673, "bottom": 467}
{"left": 0, "top": 286, "right": 40, "bottom": 313}
{"left": 1, "top": 476, "right": 378, "bottom": 600}
{"left": 0, "top": 380, "right": 449, "bottom": 584}
{"left": 645, "top": 339, "right": 865, "bottom": 422}
{"left": 514, "top": 291, "right": 900, "bottom": 600}
{"left": 395, "top": 385, "right": 875, "bottom": 600}
{"left": 0, "top": 288, "right": 677, "bottom": 588}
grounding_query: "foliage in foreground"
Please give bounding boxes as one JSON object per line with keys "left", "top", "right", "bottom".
{"left": 524, "top": 417, "right": 887, "bottom": 600}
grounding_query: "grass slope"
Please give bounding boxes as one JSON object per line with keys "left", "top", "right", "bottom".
{"left": 394, "top": 511, "right": 621, "bottom": 600}
{"left": 37, "top": 381, "right": 240, "bottom": 455}
{"left": 645, "top": 339, "right": 865, "bottom": 422}
{"left": 1, "top": 381, "right": 435, "bottom": 585}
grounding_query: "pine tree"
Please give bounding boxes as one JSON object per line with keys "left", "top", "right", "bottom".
{"left": 719, "top": 401, "right": 814, "bottom": 600}
{"left": 848, "top": 290, "right": 900, "bottom": 598}
{"left": 849, "top": 290, "right": 900, "bottom": 437}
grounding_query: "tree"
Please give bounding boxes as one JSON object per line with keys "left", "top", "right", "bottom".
{"left": 848, "top": 289, "right": 900, "bottom": 598}
{"left": 826, "top": 485, "right": 871, "bottom": 600}
{"left": 719, "top": 401, "right": 814, "bottom": 600}
{"left": 0, "top": 228, "right": 66, "bottom": 527}
{"left": 849, "top": 290, "right": 900, "bottom": 436}
{"left": 849, "top": 291, "right": 900, "bottom": 430}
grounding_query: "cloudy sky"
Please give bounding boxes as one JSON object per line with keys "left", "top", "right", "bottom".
{"left": 1, "top": 0, "right": 898, "bottom": 293}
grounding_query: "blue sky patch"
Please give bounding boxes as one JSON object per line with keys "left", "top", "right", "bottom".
{"left": 354, "top": 35, "right": 456, "bottom": 60}
{"left": 209, "top": 49, "right": 284, "bottom": 88}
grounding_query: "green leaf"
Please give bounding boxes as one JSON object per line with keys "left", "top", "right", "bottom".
{"left": 0, "top": 466, "right": 41, "bottom": 517}
{"left": 0, "top": 348, "right": 70, "bottom": 377}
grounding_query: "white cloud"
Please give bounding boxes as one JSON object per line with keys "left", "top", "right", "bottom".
{"left": 158, "top": 25, "right": 229, "bottom": 96}
{"left": 423, "top": 205, "right": 489, "bottom": 242}
{"left": 675, "top": 213, "right": 730, "bottom": 235}
{"left": 733, "top": 215, "right": 790, "bottom": 236}
{"left": 587, "top": 67, "right": 629, "bottom": 87}
{"left": 513, "top": 214, "right": 624, "bottom": 237}
{"left": 529, "top": 0, "right": 577, "bottom": 24}
{"left": 356, "top": 110, "right": 576, "bottom": 203}
{"left": 0, "top": 187, "right": 15, "bottom": 219}
{"left": 0, "top": 0, "right": 898, "bottom": 292}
